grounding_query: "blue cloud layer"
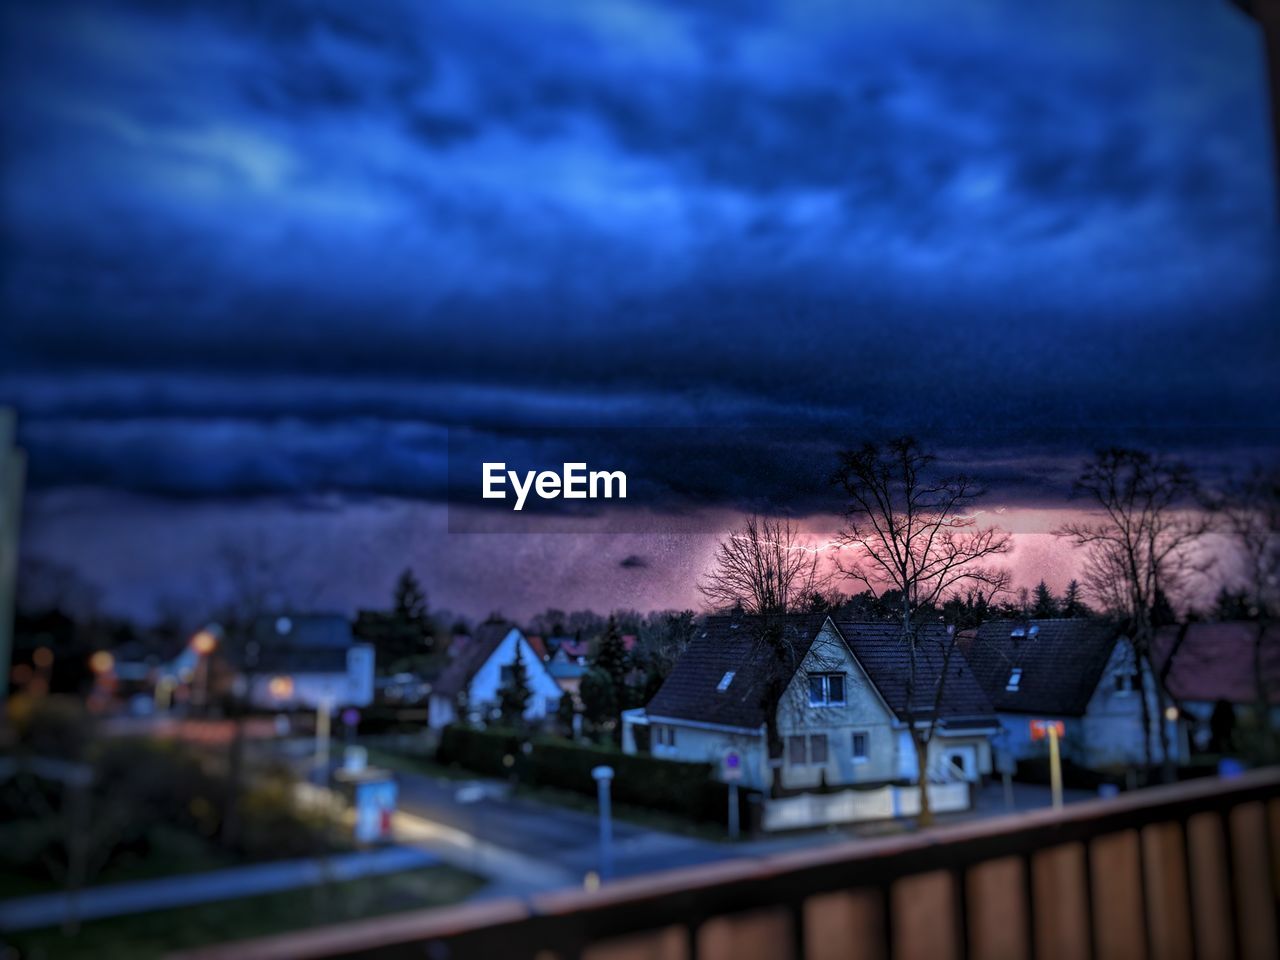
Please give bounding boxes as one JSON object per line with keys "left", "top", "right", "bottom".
{"left": 1, "top": 0, "right": 1277, "bottom": 503}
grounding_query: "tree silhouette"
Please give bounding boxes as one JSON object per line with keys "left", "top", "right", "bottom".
{"left": 498, "top": 644, "right": 531, "bottom": 727}
{"left": 1031, "top": 580, "right": 1060, "bottom": 619}
{"left": 834, "top": 437, "right": 1011, "bottom": 825}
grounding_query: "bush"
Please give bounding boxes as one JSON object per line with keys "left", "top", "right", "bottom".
{"left": 437, "top": 725, "right": 757, "bottom": 827}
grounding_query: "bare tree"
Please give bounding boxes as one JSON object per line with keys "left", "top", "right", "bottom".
{"left": 212, "top": 531, "right": 314, "bottom": 848}
{"left": 833, "top": 437, "right": 1010, "bottom": 825}
{"left": 699, "top": 516, "right": 829, "bottom": 796}
{"left": 1055, "top": 448, "right": 1211, "bottom": 780}
{"left": 699, "top": 515, "right": 827, "bottom": 615}
{"left": 1208, "top": 465, "right": 1280, "bottom": 727}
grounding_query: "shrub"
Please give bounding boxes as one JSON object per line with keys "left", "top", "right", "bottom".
{"left": 437, "top": 725, "right": 756, "bottom": 827}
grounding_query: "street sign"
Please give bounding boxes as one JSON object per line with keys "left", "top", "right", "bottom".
{"left": 1029, "top": 719, "right": 1065, "bottom": 741}
{"left": 722, "top": 750, "right": 743, "bottom": 783}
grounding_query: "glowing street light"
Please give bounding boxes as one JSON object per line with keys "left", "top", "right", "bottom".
{"left": 268, "top": 675, "right": 295, "bottom": 700}
{"left": 191, "top": 630, "right": 218, "bottom": 656}
{"left": 88, "top": 650, "right": 115, "bottom": 675}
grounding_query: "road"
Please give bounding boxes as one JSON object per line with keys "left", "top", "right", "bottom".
{"left": 393, "top": 770, "right": 738, "bottom": 885}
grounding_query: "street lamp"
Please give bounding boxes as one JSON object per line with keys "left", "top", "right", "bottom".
{"left": 190, "top": 626, "right": 220, "bottom": 710}
{"left": 591, "top": 765, "right": 614, "bottom": 883}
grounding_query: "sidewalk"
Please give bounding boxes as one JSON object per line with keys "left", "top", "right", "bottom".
{"left": 0, "top": 845, "right": 438, "bottom": 933}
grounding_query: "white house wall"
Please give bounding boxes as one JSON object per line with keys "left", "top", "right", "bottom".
{"left": 1082, "top": 639, "right": 1178, "bottom": 768}
{"left": 776, "top": 621, "right": 900, "bottom": 789}
{"left": 467, "top": 630, "right": 562, "bottom": 722}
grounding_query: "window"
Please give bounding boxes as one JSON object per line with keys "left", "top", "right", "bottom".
{"left": 500, "top": 665, "right": 514, "bottom": 685}
{"left": 851, "top": 731, "right": 869, "bottom": 763}
{"left": 717, "top": 670, "right": 736, "bottom": 692}
{"left": 653, "top": 724, "right": 676, "bottom": 747}
{"left": 1006, "top": 667, "right": 1022, "bottom": 692}
{"left": 788, "top": 735, "right": 807, "bottom": 766}
{"left": 1114, "top": 672, "right": 1141, "bottom": 695}
{"left": 809, "top": 734, "right": 828, "bottom": 764}
{"left": 807, "top": 673, "right": 847, "bottom": 706}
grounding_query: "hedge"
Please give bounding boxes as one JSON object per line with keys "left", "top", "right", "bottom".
{"left": 436, "top": 725, "right": 757, "bottom": 828}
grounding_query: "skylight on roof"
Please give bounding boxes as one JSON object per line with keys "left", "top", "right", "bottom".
{"left": 1006, "top": 667, "right": 1023, "bottom": 692}
{"left": 717, "top": 670, "right": 735, "bottom": 692}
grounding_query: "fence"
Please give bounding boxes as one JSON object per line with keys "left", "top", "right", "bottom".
{"left": 173, "top": 768, "right": 1280, "bottom": 960}
{"left": 762, "top": 781, "right": 971, "bottom": 831}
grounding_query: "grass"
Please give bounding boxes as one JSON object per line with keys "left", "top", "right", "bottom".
{"left": 364, "top": 745, "right": 733, "bottom": 842}
{"left": 0, "top": 823, "right": 238, "bottom": 899}
{"left": 4, "top": 865, "right": 485, "bottom": 960}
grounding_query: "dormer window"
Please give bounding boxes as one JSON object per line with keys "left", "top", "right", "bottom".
{"left": 1006, "top": 667, "right": 1023, "bottom": 692}
{"left": 717, "top": 670, "right": 735, "bottom": 692}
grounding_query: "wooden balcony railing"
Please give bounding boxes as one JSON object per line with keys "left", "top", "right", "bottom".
{"left": 174, "top": 768, "right": 1280, "bottom": 960}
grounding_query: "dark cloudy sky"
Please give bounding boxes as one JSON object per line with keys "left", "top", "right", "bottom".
{"left": 2, "top": 0, "right": 1277, "bottom": 621}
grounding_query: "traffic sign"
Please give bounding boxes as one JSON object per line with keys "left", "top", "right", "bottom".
{"left": 1029, "top": 719, "right": 1065, "bottom": 741}
{"left": 722, "top": 749, "right": 743, "bottom": 783}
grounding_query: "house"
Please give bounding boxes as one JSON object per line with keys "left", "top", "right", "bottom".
{"left": 547, "top": 647, "right": 588, "bottom": 707}
{"left": 427, "top": 621, "right": 562, "bottom": 729}
{"left": 622, "top": 616, "right": 998, "bottom": 793}
{"left": 1153, "top": 621, "right": 1280, "bottom": 754}
{"left": 962, "top": 619, "right": 1177, "bottom": 770}
{"left": 242, "top": 614, "right": 375, "bottom": 712}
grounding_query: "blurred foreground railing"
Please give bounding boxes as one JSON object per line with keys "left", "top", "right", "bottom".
{"left": 173, "top": 769, "right": 1280, "bottom": 960}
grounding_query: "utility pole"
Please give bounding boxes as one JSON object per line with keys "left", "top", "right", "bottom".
{"left": 591, "top": 765, "right": 614, "bottom": 883}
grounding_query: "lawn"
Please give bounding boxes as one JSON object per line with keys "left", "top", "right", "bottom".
{"left": 4, "top": 864, "right": 485, "bottom": 960}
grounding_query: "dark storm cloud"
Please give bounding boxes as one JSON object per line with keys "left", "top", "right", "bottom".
{"left": 1, "top": 0, "right": 1277, "bottom": 508}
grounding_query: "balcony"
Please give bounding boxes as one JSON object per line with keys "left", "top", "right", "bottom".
{"left": 175, "top": 768, "right": 1280, "bottom": 960}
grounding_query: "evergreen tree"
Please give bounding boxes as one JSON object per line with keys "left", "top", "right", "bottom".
{"left": 1150, "top": 588, "right": 1177, "bottom": 628}
{"left": 555, "top": 690, "right": 577, "bottom": 737}
{"left": 579, "top": 667, "right": 617, "bottom": 734}
{"left": 354, "top": 567, "right": 435, "bottom": 672}
{"left": 394, "top": 568, "right": 429, "bottom": 624}
{"left": 593, "top": 615, "right": 630, "bottom": 697}
{"left": 1061, "top": 580, "right": 1092, "bottom": 618}
{"left": 1031, "top": 580, "right": 1060, "bottom": 619}
{"left": 498, "top": 644, "right": 532, "bottom": 727}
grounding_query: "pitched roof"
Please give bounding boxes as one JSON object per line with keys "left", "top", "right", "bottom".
{"left": 644, "top": 615, "right": 995, "bottom": 730}
{"left": 525, "top": 635, "right": 549, "bottom": 660}
{"left": 833, "top": 621, "right": 996, "bottom": 727}
{"left": 251, "top": 614, "right": 353, "bottom": 649}
{"left": 1153, "top": 622, "right": 1280, "bottom": 704}
{"left": 961, "top": 619, "right": 1120, "bottom": 716}
{"left": 254, "top": 646, "right": 350, "bottom": 674}
{"left": 432, "top": 621, "right": 517, "bottom": 699}
{"left": 645, "top": 614, "right": 823, "bottom": 729}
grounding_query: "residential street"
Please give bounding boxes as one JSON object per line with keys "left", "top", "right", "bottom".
{"left": 393, "top": 769, "right": 737, "bottom": 885}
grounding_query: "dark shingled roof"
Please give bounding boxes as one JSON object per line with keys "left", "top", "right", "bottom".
{"left": 645, "top": 615, "right": 995, "bottom": 729}
{"left": 253, "top": 646, "right": 349, "bottom": 673}
{"left": 433, "top": 621, "right": 516, "bottom": 699}
{"left": 834, "top": 621, "right": 996, "bottom": 727}
{"left": 645, "top": 615, "right": 823, "bottom": 729}
{"left": 961, "top": 619, "right": 1120, "bottom": 716}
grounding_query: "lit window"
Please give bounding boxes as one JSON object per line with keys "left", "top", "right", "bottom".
{"left": 851, "top": 731, "right": 869, "bottom": 762}
{"left": 808, "top": 673, "right": 846, "bottom": 706}
{"left": 717, "top": 671, "right": 736, "bottom": 692}
{"left": 1006, "top": 667, "right": 1022, "bottom": 692}
{"left": 810, "top": 734, "right": 828, "bottom": 764}
{"left": 787, "top": 735, "right": 807, "bottom": 766}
